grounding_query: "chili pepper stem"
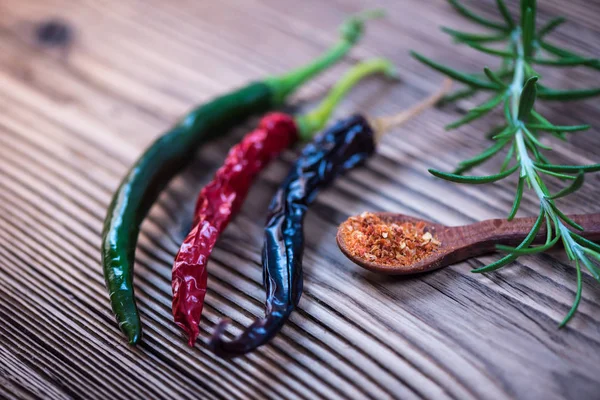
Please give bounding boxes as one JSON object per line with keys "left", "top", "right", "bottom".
{"left": 295, "top": 58, "right": 398, "bottom": 140}
{"left": 266, "top": 10, "right": 385, "bottom": 104}
{"left": 370, "top": 78, "right": 453, "bottom": 142}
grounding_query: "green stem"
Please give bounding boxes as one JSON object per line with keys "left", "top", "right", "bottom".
{"left": 295, "top": 59, "right": 396, "bottom": 141}
{"left": 510, "top": 27, "right": 582, "bottom": 269}
{"left": 266, "top": 10, "right": 385, "bottom": 104}
{"left": 510, "top": 32, "right": 554, "bottom": 215}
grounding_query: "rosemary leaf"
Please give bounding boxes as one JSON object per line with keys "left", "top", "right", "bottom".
{"left": 537, "top": 86, "right": 600, "bottom": 101}
{"left": 539, "top": 41, "right": 600, "bottom": 71}
{"left": 484, "top": 67, "right": 508, "bottom": 87}
{"left": 522, "top": 7, "right": 535, "bottom": 58}
{"left": 548, "top": 172, "right": 584, "bottom": 199}
{"left": 523, "top": 126, "right": 552, "bottom": 150}
{"left": 440, "top": 87, "right": 480, "bottom": 104}
{"left": 526, "top": 123, "right": 590, "bottom": 133}
{"left": 537, "top": 17, "right": 566, "bottom": 38}
{"left": 454, "top": 139, "right": 510, "bottom": 174}
{"left": 496, "top": 0, "right": 515, "bottom": 28}
{"left": 562, "top": 234, "right": 577, "bottom": 261}
{"left": 545, "top": 213, "right": 553, "bottom": 243}
{"left": 559, "top": 259, "right": 582, "bottom": 327}
{"left": 485, "top": 124, "right": 509, "bottom": 139}
{"left": 533, "top": 57, "right": 599, "bottom": 67}
{"left": 527, "top": 140, "right": 550, "bottom": 163}
{"left": 473, "top": 210, "right": 545, "bottom": 273}
{"left": 493, "top": 125, "right": 519, "bottom": 140}
{"left": 496, "top": 234, "right": 560, "bottom": 255}
{"left": 446, "top": 93, "right": 505, "bottom": 129}
{"left": 472, "top": 254, "right": 516, "bottom": 273}
{"left": 508, "top": 176, "right": 525, "bottom": 220}
{"left": 521, "top": 0, "right": 537, "bottom": 25}
{"left": 518, "top": 77, "right": 538, "bottom": 120}
{"left": 534, "top": 163, "right": 600, "bottom": 173}
{"left": 474, "top": 93, "right": 507, "bottom": 113}
{"left": 530, "top": 110, "right": 552, "bottom": 125}
{"left": 571, "top": 234, "right": 600, "bottom": 254}
{"left": 429, "top": 163, "right": 519, "bottom": 184}
{"left": 448, "top": 0, "right": 509, "bottom": 31}
{"left": 442, "top": 27, "right": 508, "bottom": 43}
{"left": 548, "top": 202, "right": 584, "bottom": 230}
{"left": 534, "top": 167, "right": 576, "bottom": 180}
{"left": 579, "top": 251, "right": 600, "bottom": 282}
{"left": 467, "top": 42, "right": 514, "bottom": 58}
{"left": 411, "top": 52, "right": 500, "bottom": 89}
{"left": 500, "top": 142, "right": 515, "bottom": 172}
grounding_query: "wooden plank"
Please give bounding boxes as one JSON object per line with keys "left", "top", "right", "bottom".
{"left": 0, "top": 0, "right": 599, "bottom": 399}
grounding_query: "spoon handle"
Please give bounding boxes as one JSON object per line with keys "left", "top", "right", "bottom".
{"left": 458, "top": 213, "right": 600, "bottom": 252}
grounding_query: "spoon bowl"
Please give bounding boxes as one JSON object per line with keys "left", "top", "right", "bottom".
{"left": 337, "top": 212, "right": 600, "bottom": 275}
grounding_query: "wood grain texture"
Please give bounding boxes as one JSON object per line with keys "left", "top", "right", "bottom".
{"left": 0, "top": 0, "right": 599, "bottom": 399}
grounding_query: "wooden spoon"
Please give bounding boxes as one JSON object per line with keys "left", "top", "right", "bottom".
{"left": 336, "top": 212, "right": 600, "bottom": 275}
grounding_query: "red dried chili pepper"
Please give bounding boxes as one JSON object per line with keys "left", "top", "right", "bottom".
{"left": 172, "top": 59, "right": 397, "bottom": 346}
{"left": 172, "top": 113, "right": 296, "bottom": 345}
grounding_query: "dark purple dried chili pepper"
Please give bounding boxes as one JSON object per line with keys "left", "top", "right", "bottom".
{"left": 173, "top": 60, "right": 396, "bottom": 346}
{"left": 209, "top": 81, "right": 451, "bottom": 356}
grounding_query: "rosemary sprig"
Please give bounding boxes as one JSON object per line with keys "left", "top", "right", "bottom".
{"left": 412, "top": 0, "right": 600, "bottom": 326}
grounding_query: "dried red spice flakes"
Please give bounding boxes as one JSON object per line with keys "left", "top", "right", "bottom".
{"left": 340, "top": 212, "right": 440, "bottom": 266}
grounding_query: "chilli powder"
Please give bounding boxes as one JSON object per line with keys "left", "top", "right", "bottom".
{"left": 340, "top": 212, "right": 440, "bottom": 266}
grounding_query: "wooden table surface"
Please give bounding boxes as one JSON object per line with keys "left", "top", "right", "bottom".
{"left": 1, "top": 0, "right": 599, "bottom": 399}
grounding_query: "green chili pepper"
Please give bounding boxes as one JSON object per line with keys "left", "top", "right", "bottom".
{"left": 102, "top": 11, "right": 383, "bottom": 345}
